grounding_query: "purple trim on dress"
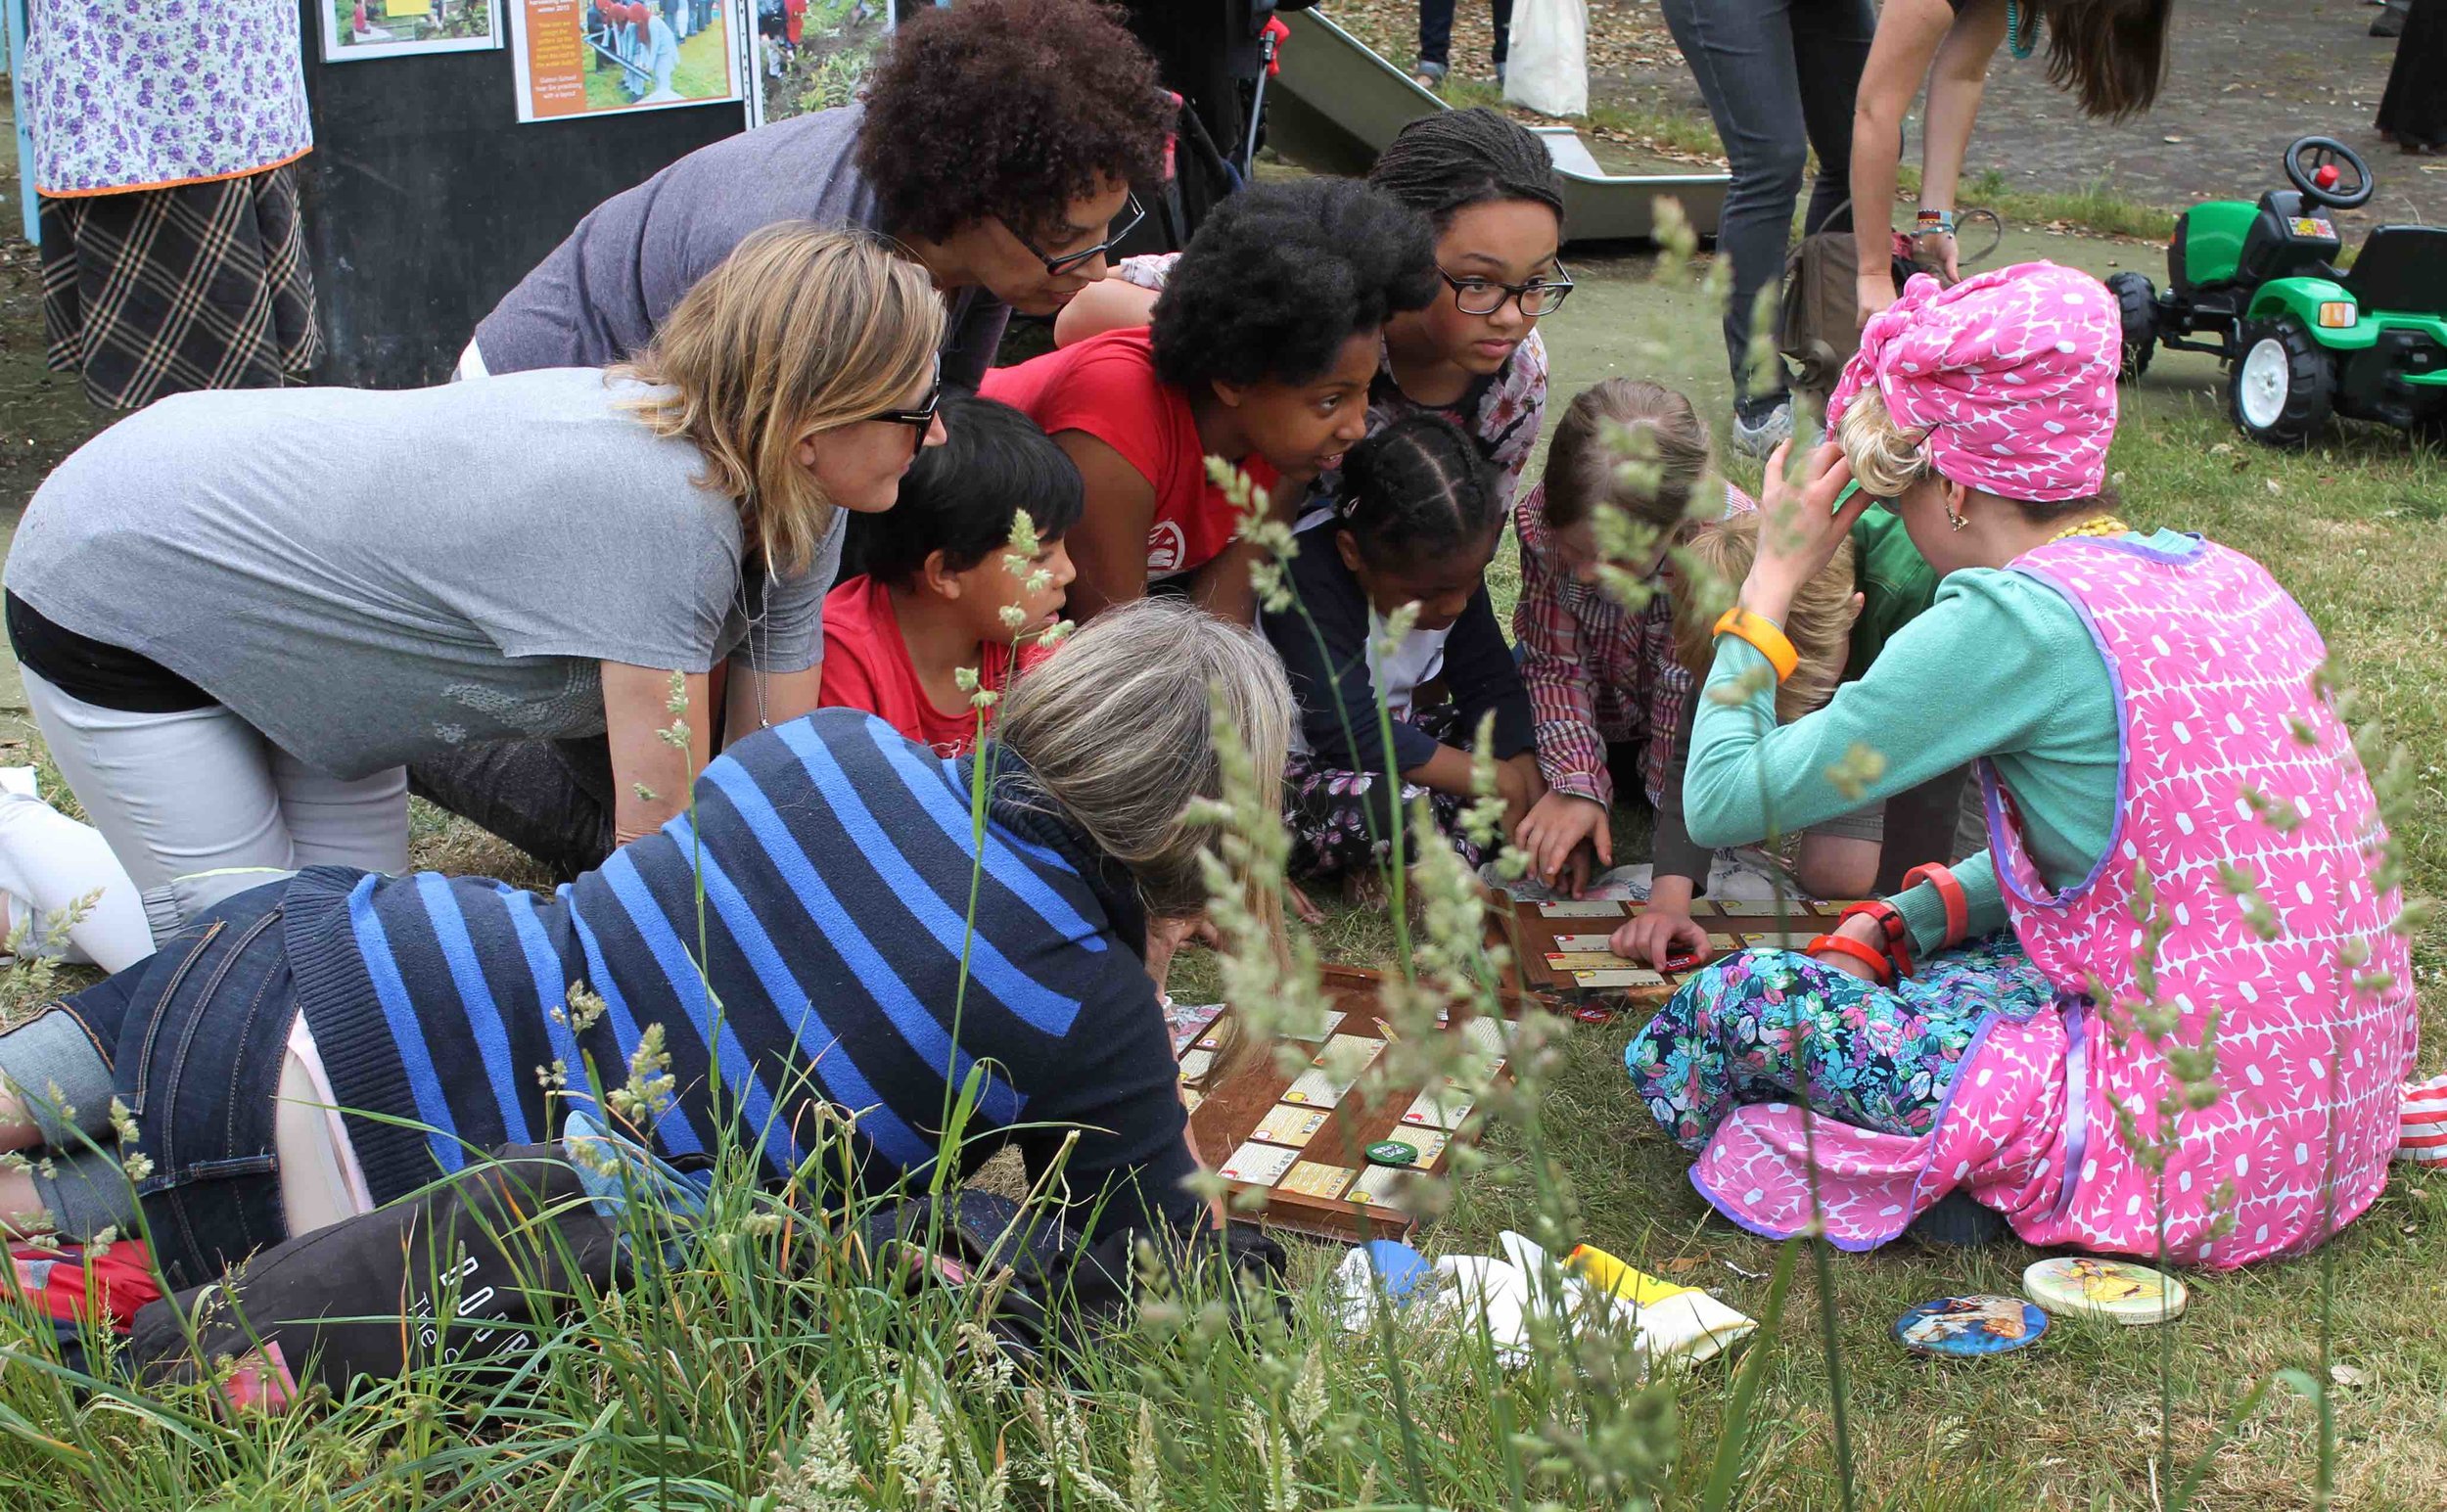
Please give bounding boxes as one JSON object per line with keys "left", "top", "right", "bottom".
{"left": 2086, "top": 531, "right": 2205, "bottom": 566}
{"left": 2047, "top": 994, "right": 2091, "bottom": 1224}
{"left": 1686, "top": 1164, "right": 1889, "bottom": 1252}
{"left": 1989, "top": 552, "right": 2137, "bottom": 913}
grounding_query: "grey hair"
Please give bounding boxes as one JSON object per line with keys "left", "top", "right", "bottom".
{"left": 996, "top": 598, "right": 1294, "bottom": 920}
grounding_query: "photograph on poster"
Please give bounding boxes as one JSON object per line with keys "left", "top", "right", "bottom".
{"left": 754, "top": 0, "right": 893, "bottom": 123}
{"left": 512, "top": 0, "right": 742, "bottom": 120}
{"left": 321, "top": 0, "right": 501, "bottom": 61}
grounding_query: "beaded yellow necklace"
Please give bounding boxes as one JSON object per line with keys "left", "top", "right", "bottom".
{"left": 2046, "top": 515, "right": 2131, "bottom": 545}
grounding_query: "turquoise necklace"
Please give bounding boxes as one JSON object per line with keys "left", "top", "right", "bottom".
{"left": 2005, "top": 0, "right": 2037, "bottom": 59}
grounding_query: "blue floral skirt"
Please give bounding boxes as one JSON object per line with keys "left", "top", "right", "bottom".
{"left": 1625, "top": 934, "right": 2056, "bottom": 1153}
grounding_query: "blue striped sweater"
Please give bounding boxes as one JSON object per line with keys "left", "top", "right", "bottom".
{"left": 282, "top": 710, "right": 1200, "bottom": 1238}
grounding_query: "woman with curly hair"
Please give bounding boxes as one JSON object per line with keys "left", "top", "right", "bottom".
{"left": 984, "top": 177, "right": 1439, "bottom": 623}
{"left": 466, "top": 0, "right": 1173, "bottom": 388}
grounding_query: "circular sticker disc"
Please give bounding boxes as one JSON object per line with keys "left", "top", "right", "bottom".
{"left": 2022, "top": 1257, "right": 2188, "bottom": 1324}
{"left": 1364, "top": 1140, "right": 1419, "bottom": 1168}
{"left": 1893, "top": 1295, "right": 2049, "bottom": 1357}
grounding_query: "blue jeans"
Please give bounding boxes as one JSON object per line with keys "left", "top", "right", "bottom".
{"left": 46, "top": 880, "right": 300, "bottom": 1290}
{"left": 1656, "top": 0, "right": 1874, "bottom": 400}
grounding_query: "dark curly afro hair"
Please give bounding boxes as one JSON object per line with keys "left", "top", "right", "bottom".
{"left": 856, "top": 0, "right": 1172, "bottom": 248}
{"left": 1150, "top": 178, "right": 1438, "bottom": 393}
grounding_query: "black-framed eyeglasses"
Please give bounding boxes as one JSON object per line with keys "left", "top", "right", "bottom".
{"left": 871, "top": 357, "right": 943, "bottom": 439}
{"left": 1015, "top": 193, "right": 1148, "bottom": 277}
{"left": 1438, "top": 262, "right": 1575, "bottom": 317}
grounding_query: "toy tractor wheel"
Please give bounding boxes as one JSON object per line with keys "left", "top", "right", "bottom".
{"left": 2230, "top": 316, "right": 2335, "bottom": 447}
{"left": 2106, "top": 271, "right": 2158, "bottom": 380}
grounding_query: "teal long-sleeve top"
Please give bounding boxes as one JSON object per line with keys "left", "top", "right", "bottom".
{"left": 1685, "top": 530, "right": 2192, "bottom": 957}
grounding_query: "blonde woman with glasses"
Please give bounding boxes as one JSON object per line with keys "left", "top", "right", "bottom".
{"left": 5, "top": 225, "right": 945, "bottom": 908}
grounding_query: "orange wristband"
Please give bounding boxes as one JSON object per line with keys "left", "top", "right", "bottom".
{"left": 1711, "top": 606, "right": 1799, "bottom": 683}
{"left": 1806, "top": 933, "right": 1893, "bottom": 985}
{"left": 1903, "top": 863, "right": 1969, "bottom": 949}
{"left": 1839, "top": 899, "right": 1916, "bottom": 980}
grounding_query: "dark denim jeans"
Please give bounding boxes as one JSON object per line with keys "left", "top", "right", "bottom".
{"left": 57, "top": 880, "right": 301, "bottom": 1291}
{"left": 1417, "top": 0, "right": 1514, "bottom": 70}
{"left": 1655, "top": 0, "right": 1874, "bottom": 400}
{"left": 408, "top": 735, "right": 618, "bottom": 884}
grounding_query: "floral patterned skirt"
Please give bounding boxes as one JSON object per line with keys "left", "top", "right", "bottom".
{"left": 1626, "top": 934, "right": 2056, "bottom": 1153}
{"left": 1281, "top": 705, "right": 1490, "bottom": 883}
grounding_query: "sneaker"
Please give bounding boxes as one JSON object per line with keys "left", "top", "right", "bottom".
{"left": 1730, "top": 397, "right": 1793, "bottom": 459}
{"left": 2372, "top": 0, "right": 2406, "bottom": 34}
{"left": 1412, "top": 59, "right": 1448, "bottom": 89}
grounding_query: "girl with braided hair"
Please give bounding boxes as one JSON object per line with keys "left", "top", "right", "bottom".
{"left": 1258, "top": 412, "right": 1541, "bottom": 886}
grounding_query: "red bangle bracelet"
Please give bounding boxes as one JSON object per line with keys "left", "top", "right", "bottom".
{"left": 1838, "top": 900, "right": 1916, "bottom": 980}
{"left": 1806, "top": 933, "right": 1894, "bottom": 985}
{"left": 1903, "top": 864, "right": 1970, "bottom": 950}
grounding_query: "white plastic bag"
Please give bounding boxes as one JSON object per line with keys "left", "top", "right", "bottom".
{"left": 1503, "top": 0, "right": 1589, "bottom": 118}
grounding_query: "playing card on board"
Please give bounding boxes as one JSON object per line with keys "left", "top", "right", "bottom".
{"left": 1251, "top": 1103, "right": 1330, "bottom": 1147}
{"left": 1574, "top": 969, "right": 1666, "bottom": 987}
{"left": 1552, "top": 933, "right": 1620, "bottom": 951}
{"left": 1546, "top": 950, "right": 1631, "bottom": 970}
{"left": 1219, "top": 1141, "right": 1300, "bottom": 1186}
{"left": 1278, "top": 1162, "right": 1355, "bottom": 1199}
{"left": 1539, "top": 900, "right": 1626, "bottom": 918}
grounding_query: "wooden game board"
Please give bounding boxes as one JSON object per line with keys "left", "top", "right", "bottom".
{"left": 1485, "top": 890, "right": 1870, "bottom": 1011}
{"left": 1177, "top": 964, "right": 1534, "bottom": 1243}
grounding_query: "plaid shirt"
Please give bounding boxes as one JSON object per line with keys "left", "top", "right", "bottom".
{"left": 1511, "top": 481, "right": 1755, "bottom": 808}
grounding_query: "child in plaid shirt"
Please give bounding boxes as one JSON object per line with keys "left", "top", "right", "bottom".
{"left": 1512, "top": 381, "right": 1732, "bottom": 899}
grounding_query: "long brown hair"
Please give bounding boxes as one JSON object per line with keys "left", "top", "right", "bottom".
{"left": 1540, "top": 379, "right": 1712, "bottom": 533}
{"left": 614, "top": 225, "right": 945, "bottom": 576}
{"left": 2042, "top": 0, "right": 2172, "bottom": 120}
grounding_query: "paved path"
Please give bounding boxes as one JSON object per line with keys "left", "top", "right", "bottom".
{"left": 1324, "top": 0, "right": 2444, "bottom": 228}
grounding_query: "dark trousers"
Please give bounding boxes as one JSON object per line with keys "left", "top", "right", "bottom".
{"left": 408, "top": 737, "right": 619, "bottom": 885}
{"left": 1657, "top": 0, "right": 1874, "bottom": 401}
{"left": 1418, "top": 0, "right": 1514, "bottom": 69}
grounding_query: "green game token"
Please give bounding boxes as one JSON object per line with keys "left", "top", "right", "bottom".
{"left": 1364, "top": 1140, "right": 1419, "bottom": 1168}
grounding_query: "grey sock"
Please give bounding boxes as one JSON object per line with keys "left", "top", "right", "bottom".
{"left": 29, "top": 1143, "right": 143, "bottom": 1242}
{"left": 0, "top": 1009, "right": 115, "bottom": 1147}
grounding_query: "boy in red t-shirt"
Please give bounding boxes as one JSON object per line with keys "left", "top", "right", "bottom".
{"left": 819, "top": 398, "right": 1079, "bottom": 756}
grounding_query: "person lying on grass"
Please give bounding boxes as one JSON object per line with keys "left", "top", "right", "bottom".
{"left": 0, "top": 599, "right": 1286, "bottom": 1292}
{"left": 981, "top": 176, "right": 1438, "bottom": 624}
{"left": 818, "top": 396, "right": 1078, "bottom": 757}
{"left": 1624, "top": 262, "right": 2416, "bottom": 1268}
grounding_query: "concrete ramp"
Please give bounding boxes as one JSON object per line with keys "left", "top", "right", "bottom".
{"left": 1264, "top": 10, "right": 1729, "bottom": 245}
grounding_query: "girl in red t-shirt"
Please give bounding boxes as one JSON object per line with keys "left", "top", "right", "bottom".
{"left": 981, "top": 177, "right": 1438, "bottom": 625}
{"left": 818, "top": 397, "right": 1078, "bottom": 756}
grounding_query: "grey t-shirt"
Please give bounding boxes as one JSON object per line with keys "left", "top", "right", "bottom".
{"left": 6, "top": 368, "right": 833, "bottom": 779}
{"left": 471, "top": 106, "right": 1009, "bottom": 389}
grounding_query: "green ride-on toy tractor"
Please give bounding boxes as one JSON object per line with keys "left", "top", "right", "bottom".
{"left": 2109, "top": 135, "right": 2447, "bottom": 447}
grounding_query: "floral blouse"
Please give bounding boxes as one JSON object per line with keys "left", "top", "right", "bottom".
{"left": 24, "top": 0, "right": 312, "bottom": 196}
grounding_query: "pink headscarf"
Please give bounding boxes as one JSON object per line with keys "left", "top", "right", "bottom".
{"left": 1825, "top": 261, "right": 2120, "bottom": 504}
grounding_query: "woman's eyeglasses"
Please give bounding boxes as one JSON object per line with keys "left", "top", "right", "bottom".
{"left": 871, "top": 358, "right": 943, "bottom": 443}
{"left": 1438, "top": 262, "right": 1575, "bottom": 317}
{"left": 1016, "top": 193, "right": 1148, "bottom": 277}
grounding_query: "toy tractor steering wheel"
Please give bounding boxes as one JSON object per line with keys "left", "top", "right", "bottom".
{"left": 2284, "top": 136, "right": 2374, "bottom": 209}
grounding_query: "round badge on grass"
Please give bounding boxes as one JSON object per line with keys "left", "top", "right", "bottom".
{"left": 1893, "top": 1295, "right": 2049, "bottom": 1357}
{"left": 2022, "top": 1257, "right": 2188, "bottom": 1324}
{"left": 1364, "top": 1140, "right": 1419, "bottom": 1168}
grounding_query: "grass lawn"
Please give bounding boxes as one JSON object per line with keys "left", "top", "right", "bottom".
{"left": 0, "top": 226, "right": 2439, "bottom": 1506}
